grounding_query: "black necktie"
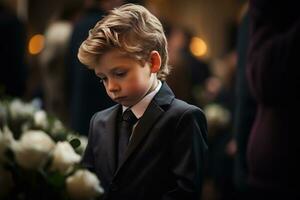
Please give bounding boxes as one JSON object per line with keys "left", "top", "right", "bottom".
{"left": 118, "top": 109, "right": 138, "bottom": 167}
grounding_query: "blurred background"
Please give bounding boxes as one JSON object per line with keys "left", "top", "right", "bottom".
{"left": 1, "top": 0, "right": 249, "bottom": 199}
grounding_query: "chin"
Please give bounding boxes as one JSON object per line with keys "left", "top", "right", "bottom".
{"left": 117, "top": 96, "right": 140, "bottom": 107}
{"left": 121, "top": 100, "right": 137, "bottom": 107}
{"left": 116, "top": 100, "right": 131, "bottom": 107}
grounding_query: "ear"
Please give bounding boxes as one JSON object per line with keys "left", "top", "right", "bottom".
{"left": 149, "top": 51, "right": 161, "bottom": 73}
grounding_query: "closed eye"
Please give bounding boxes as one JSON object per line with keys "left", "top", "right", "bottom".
{"left": 114, "top": 70, "right": 127, "bottom": 78}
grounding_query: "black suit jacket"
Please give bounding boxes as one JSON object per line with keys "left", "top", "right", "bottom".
{"left": 82, "top": 82, "right": 208, "bottom": 200}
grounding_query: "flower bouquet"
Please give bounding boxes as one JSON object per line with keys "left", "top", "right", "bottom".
{"left": 0, "top": 98, "right": 103, "bottom": 200}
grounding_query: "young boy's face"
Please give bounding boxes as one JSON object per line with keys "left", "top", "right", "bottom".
{"left": 94, "top": 49, "right": 158, "bottom": 107}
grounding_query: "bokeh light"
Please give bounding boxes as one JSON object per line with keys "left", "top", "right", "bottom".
{"left": 28, "top": 34, "right": 45, "bottom": 55}
{"left": 189, "top": 37, "right": 207, "bottom": 57}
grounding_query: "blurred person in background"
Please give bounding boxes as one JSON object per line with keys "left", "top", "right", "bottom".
{"left": 0, "top": 0, "right": 27, "bottom": 98}
{"left": 39, "top": 0, "right": 83, "bottom": 124}
{"left": 231, "top": 2, "right": 257, "bottom": 199}
{"left": 165, "top": 24, "right": 210, "bottom": 108}
{"left": 203, "top": 51, "right": 237, "bottom": 200}
{"left": 66, "top": 0, "right": 126, "bottom": 135}
{"left": 246, "top": 0, "right": 299, "bottom": 199}
{"left": 67, "top": 0, "right": 142, "bottom": 135}
{"left": 200, "top": 14, "right": 238, "bottom": 200}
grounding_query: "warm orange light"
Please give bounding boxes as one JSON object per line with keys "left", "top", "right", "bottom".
{"left": 28, "top": 34, "right": 44, "bottom": 55}
{"left": 189, "top": 37, "right": 207, "bottom": 57}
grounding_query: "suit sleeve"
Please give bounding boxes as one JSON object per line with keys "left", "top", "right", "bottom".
{"left": 163, "top": 107, "right": 208, "bottom": 200}
{"left": 81, "top": 113, "right": 97, "bottom": 173}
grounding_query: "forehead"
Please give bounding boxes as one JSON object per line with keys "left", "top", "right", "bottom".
{"left": 94, "top": 49, "right": 141, "bottom": 74}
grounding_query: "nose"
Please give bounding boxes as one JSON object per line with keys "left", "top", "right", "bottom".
{"left": 107, "top": 78, "right": 119, "bottom": 93}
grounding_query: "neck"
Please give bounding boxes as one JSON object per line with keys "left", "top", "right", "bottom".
{"left": 147, "top": 76, "right": 159, "bottom": 95}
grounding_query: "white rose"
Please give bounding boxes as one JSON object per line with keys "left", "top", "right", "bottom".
{"left": 33, "top": 110, "right": 48, "bottom": 129}
{"left": 0, "top": 126, "right": 15, "bottom": 163}
{"left": 13, "top": 130, "right": 55, "bottom": 169}
{"left": 50, "top": 141, "right": 81, "bottom": 174}
{"left": 9, "top": 99, "right": 23, "bottom": 119}
{"left": 52, "top": 119, "right": 65, "bottom": 132}
{"left": 50, "top": 119, "right": 67, "bottom": 138}
{"left": 9, "top": 99, "right": 36, "bottom": 119}
{"left": 66, "top": 169, "right": 104, "bottom": 200}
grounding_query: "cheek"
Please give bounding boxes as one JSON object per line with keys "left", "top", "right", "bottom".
{"left": 126, "top": 78, "right": 148, "bottom": 94}
{"left": 127, "top": 81, "right": 142, "bottom": 92}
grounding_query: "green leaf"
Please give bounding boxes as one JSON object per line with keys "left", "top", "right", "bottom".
{"left": 53, "top": 132, "right": 68, "bottom": 142}
{"left": 69, "top": 138, "right": 81, "bottom": 149}
{"left": 46, "top": 171, "right": 66, "bottom": 188}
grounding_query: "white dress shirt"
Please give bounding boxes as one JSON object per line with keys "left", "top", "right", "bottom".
{"left": 122, "top": 81, "right": 162, "bottom": 141}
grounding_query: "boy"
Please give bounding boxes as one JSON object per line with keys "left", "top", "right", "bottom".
{"left": 79, "top": 4, "right": 208, "bottom": 200}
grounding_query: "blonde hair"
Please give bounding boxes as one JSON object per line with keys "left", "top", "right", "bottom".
{"left": 78, "top": 3, "right": 170, "bottom": 80}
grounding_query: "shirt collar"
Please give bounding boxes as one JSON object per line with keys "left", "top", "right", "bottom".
{"left": 122, "top": 81, "right": 162, "bottom": 119}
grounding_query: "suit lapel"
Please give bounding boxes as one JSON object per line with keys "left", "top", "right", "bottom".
{"left": 103, "top": 105, "right": 121, "bottom": 174}
{"left": 114, "top": 82, "right": 175, "bottom": 175}
{"left": 123, "top": 101, "right": 163, "bottom": 164}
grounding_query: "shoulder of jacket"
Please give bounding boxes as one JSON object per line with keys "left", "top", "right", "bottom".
{"left": 91, "top": 104, "right": 119, "bottom": 121}
{"left": 171, "top": 98, "right": 203, "bottom": 113}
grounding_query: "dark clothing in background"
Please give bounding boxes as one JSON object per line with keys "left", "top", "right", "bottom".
{"left": 233, "top": 11, "right": 256, "bottom": 193}
{"left": 167, "top": 49, "right": 210, "bottom": 108}
{"left": 0, "top": 5, "right": 27, "bottom": 98}
{"left": 67, "top": 8, "right": 115, "bottom": 135}
{"left": 246, "top": 0, "right": 299, "bottom": 197}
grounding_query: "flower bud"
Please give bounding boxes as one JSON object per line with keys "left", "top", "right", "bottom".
{"left": 66, "top": 170, "right": 104, "bottom": 200}
{"left": 33, "top": 110, "right": 48, "bottom": 129}
{"left": 50, "top": 141, "right": 81, "bottom": 174}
